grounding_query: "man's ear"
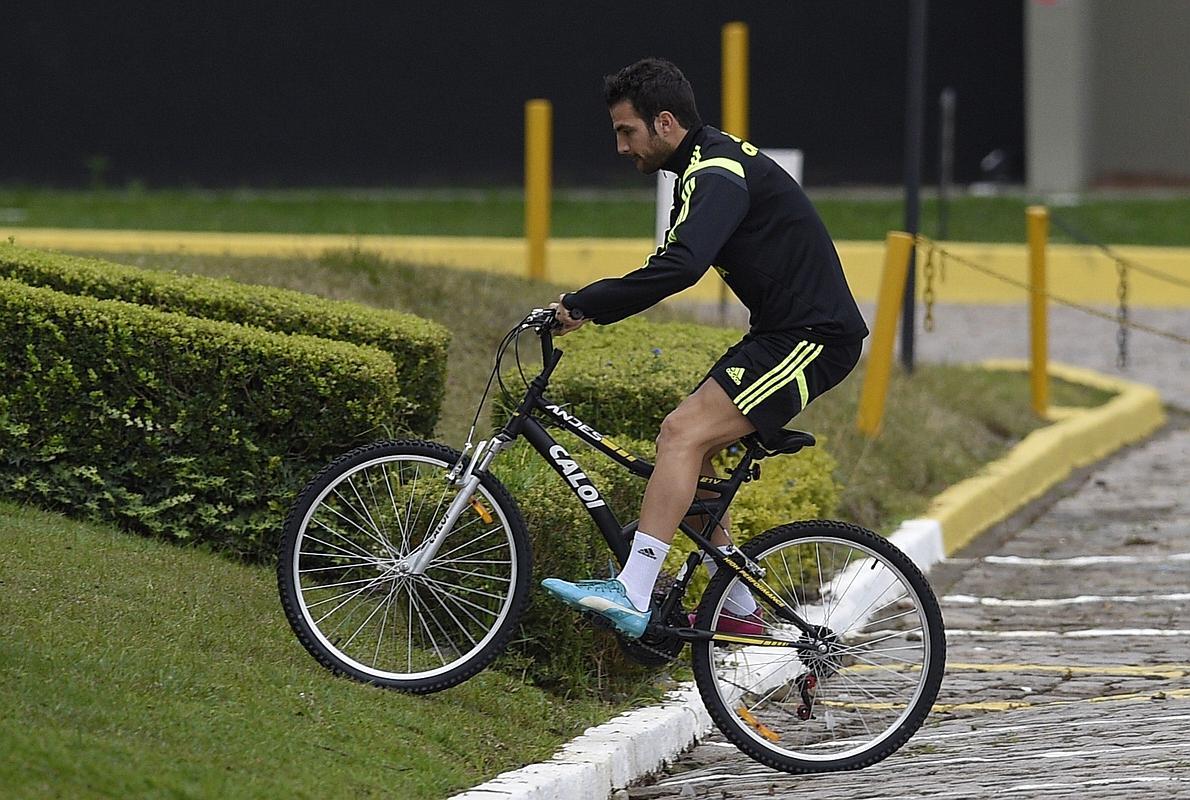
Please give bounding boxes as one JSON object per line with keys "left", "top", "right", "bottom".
{"left": 655, "top": 110, "right": 677, "bottom": 135}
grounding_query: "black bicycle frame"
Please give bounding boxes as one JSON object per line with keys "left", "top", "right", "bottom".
{"left": 490, "top": 325, "right": 819, "bottom": 641}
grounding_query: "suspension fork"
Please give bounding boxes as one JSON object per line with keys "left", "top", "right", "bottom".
{"left": 405, "top": 434, "right": 513, "bottom": 576}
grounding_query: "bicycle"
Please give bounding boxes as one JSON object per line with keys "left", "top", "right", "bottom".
{"left": 277, "top": 308, "right": 946, "bottom": 774}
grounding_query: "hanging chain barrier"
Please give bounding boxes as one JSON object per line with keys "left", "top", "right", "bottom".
{"left": 919, "top": 242, "right": 949, "bottom": 333}
{"left": 1048, "top": 210, "right": 1190, "bottom": 365}
{"left": 912, "top": 234, "right": 1190, "bottom": 354}
{"left": 921, "top": 240, "right": 936, "bottom": 331}
{"left": 1048, "top": 212, "right": 1190, "bottom": 290}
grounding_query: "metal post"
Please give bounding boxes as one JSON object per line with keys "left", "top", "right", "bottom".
{"left": 524, "top": 99, "right": 552, "bottom": 282}
{"left": 900, "top": 0, "right": 928, "bottom": 372}
{"left": 1027, "top": 206, "right": 1050, "bottom": 417}
{"left": 858, "top": 232, "right": 916, "bottom": 437}
{"left": 938, "top": 87, "right": 955, "bottom": 240}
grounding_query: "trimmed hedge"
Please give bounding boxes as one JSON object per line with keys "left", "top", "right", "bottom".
{"left": 0, "top": 278, "right": 402, "bottom": 558}
{"left": 529, "top": 317, "right": 740, "bottom": 440}
{"left": 0, "top": 243, "right": 449, "bottom": 435}
{"left": 491, "top": 317, "right": 841, "bottom": 694}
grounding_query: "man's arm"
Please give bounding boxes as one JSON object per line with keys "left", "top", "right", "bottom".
{"left": 561, "top": 170, "right": 749, "bottom": 325}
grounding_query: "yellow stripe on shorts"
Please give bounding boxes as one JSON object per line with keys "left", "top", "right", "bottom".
{"left": 733, "top": 342, "right": 823, "bottom": 415}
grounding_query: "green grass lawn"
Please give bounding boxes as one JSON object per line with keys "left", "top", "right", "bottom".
{"left": 4, "top": 187, "right": 1190, "bottom": 244}
{"left": 0, "top": 500, "right": 621, "bottom": 799}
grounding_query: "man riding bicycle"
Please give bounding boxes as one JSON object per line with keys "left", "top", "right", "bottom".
{"left": 542, "top": 58, "right": 868, "bottom": 640}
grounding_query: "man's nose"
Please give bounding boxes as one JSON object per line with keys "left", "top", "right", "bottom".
{"left": 616, "top": 137, "right": 630, "bottom": 154}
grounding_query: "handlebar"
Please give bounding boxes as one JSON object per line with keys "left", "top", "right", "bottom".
{"left": 522, "top": 307, "right": 562, "bottom": 380}
{"left": 522, "top": 307, "right": 559, "bottom": 331}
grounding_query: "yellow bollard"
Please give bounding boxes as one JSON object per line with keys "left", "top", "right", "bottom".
{"left": 524, "top": 99, "right": 552, "bottom": 282}
{"left": 857, "top": 232, "right": 915, "bottom": 437}
{"left": 720, "top": 22, "right": 748, "bottom": 314}
{"left": 721, "top": 22, "right": 749, "bottom": 139}
{"left": 1027, "top": 206, "right": 1049, "bottom": 416}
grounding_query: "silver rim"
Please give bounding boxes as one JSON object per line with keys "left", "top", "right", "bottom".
{"left": 707, "top": 535, "right": 933, "bottom": 761}
{"left": 291, "top": 453, "right": 518, "bottom": 681}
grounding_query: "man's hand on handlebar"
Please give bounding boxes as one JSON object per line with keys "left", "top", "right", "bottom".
{"left": 549, "top": 295, "right": 588, "bottom": 336}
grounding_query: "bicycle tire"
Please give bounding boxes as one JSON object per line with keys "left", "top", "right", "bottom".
{"left": 277, "top": 439, "right": 531, "bottom": 693}
{"left": 691, "top": 520, "right": 946, "bottom": 773}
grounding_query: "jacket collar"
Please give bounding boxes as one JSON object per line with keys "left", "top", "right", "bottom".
{"left": 662, "top": 124, "right": 705, "bottom": 176}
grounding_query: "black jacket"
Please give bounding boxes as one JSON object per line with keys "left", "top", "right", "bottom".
{"left": 564, "top": 125, "right": 868, "bottom": 344}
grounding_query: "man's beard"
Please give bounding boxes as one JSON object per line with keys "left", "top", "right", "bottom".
{"left": 634, "top": 141, "right": 671, "bottom": 174}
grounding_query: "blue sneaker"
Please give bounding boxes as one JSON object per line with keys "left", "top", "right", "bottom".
{"left": 541, "top": 578, "right": 651, "bottom": 639}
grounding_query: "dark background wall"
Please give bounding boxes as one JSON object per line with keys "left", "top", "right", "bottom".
{"left": 1, "top": 1, "right": 1024, "bottom": 189}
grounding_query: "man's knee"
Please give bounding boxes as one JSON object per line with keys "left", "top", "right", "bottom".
{"left": 656, "top": 407, "right": 704, "bottom": 453}
{"left": 656, "top": 380, "right": 754, "bottom": 456}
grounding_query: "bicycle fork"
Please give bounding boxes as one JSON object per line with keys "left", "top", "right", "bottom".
{"left": 404, "top": 436, "right": 512, "bottom": 576}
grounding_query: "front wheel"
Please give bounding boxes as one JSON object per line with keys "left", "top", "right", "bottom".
{"left": 691, "top": 520, "right": 946, "bottom": 773}
{"left": 277, "top": 439, "right": 531, "bottom": 693}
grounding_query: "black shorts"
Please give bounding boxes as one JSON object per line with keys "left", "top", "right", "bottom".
{"left": 703, "top": 331, "right": 861, "bottom": 447}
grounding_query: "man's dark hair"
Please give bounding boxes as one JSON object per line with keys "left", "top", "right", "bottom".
{"left": 603, "top": 58, "right": 702, "bottom": 133}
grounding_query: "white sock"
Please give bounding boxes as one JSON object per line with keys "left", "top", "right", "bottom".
{"left": 703, "top": 545, "right": 759, "bottom": 617}
{"left": 617, "top": 531, "right": 670, "bottom": 611}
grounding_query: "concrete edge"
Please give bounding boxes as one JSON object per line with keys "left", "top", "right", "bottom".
{"left": 449, "top": 361, "right": 1165, "bottom": 800}
{"left": 931, "top": 360, "right": 1166, "bottom": 553}
{"left": 448, "top": 685, "right": 709, "bottom": 800}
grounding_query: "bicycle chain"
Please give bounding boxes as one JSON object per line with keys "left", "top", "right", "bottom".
{"left": 633, "top": 631, "right": 687, "bottom": 663}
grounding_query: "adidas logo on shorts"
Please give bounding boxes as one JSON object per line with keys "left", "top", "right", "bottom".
{"left": 726, "top": 367, "right": 745, "bottom": 385}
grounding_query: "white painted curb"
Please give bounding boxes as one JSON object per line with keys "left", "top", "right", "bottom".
{"left": 448, "top": 684, "right": 709, "bottom": 800}
{"left": 449, "top": 520, "right": 946, "bottom": 800}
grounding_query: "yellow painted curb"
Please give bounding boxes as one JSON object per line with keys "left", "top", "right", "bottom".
{"left": 4, "top": 228, "right": 1188, "bottom": 306}
{"left": 930, "top": 360, "right": 1166, "bottom": 554}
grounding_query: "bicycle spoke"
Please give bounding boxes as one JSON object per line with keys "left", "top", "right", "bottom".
{"left": 431, "top": 565, "right": 513, "bottom": 583}
{"left": 298, "top": 545, "right": 381, "bottom": 564}
{"left": 306, "top": 523, "right": 381, "bottom": 561}
{"left": 841, "top": 650, "right": 926, "bottom": 684}
{"left": 430, "top": 528, "right": 506, "bottom": 563}
{"left": 381, "top": 462, "right": 410, "bottom": 553}
{"left": 310, "top": 573, "right": 390, "bottom": 620}
{"left": 303, "top": 573, "right": 389, "bottom": 594}
{"left": 372, "top": 581, "right": 399, "bottom": 667}
{"left": 418, "top": 579, "right": 481, "bottom": 648}
{"left": 340, "top": 582, "right": 398, "bottom": 651}
{"left": 420, "top": 574, "right": 508, "bottom": 603}
{"left": 408, "top": 586, "right": 448, "bottom": 666}
{"left": 347, "top": 473, "right": 387, "bottom": 548}
{"left": 317, "top": 502, "right": 392, "bottom": 557}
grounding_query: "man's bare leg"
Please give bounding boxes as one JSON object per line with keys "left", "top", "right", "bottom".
{"left": 540, "top": 380, "right": 757, "bottom": 624}
{"left": 638, "top": 380, "right": 754, "bottom": 545}
{"left": 684, "top": 450, "right": 731, "bottom": 547}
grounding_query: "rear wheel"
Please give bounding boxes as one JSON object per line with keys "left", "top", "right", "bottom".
{"left": 277, "top": 439, "right": 531, "bottom": 693}
{"left": 691, "top": 520, "right": 945, "bottom": 773}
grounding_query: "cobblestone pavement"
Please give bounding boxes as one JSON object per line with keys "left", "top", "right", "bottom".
{"left": 623, "top": 418, "right": 1190, "bottom": 799}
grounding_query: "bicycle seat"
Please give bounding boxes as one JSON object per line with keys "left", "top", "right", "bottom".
{"left": 743, "top": 428, "right": 816, "bottom": 458}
